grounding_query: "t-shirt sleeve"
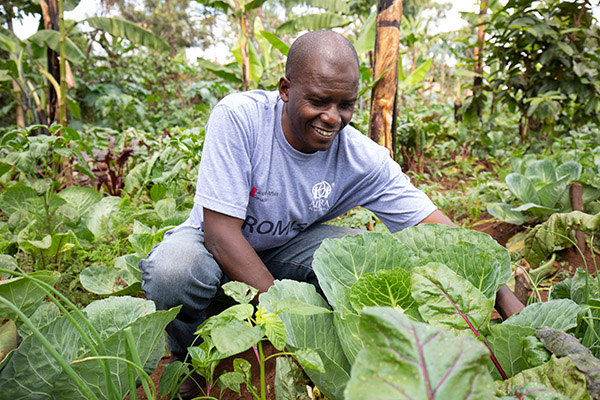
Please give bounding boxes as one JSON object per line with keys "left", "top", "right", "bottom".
{"left": 361, "top": 154, "right": 437, "bottom": 232}
{"left": 194, "top": 103, "right": 253, "bottom": 220}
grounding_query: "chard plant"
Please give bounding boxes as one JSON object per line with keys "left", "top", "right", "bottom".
{"left": 257, "top": 224, "right": 598, "bottom": 399}
{"left": 162, "top": 281, "right": 327, "bottom": 400}
{"left": 0, "top": 267, "right": 179, "bottom": 399}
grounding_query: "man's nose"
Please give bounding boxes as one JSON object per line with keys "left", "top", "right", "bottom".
{"left": 320, "top": 104, "right": 341, "bottom": 126}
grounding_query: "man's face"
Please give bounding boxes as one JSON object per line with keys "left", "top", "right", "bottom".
{"left": 279, "top": 58, "right": 359, "bottom": 153}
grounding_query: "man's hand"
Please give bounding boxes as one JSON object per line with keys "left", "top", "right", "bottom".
{"left": 203, "top": 208, "right": 275, "bottom": 294}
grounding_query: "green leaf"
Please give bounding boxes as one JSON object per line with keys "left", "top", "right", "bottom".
{"left": 556, "top": 161, "right": 582, "bottom": 181}
{"left": 79, "top": 265, "right": 141, "bottom": 296}
{"left": 419, "top": 240, "right": 507, "bottom": 298}
{"left": 348, "top": 268, "right": 414, "bottom": 313}
{"left": 0, "top": 255, "right": 17, "bottom": 280}
{"left": 215, "top": 303, "right": 254, "bottom": 321}
{"left": 504, "top": 299, "right": 579, "bottom": 331}
{"left": 293, "top": 347, "right": 324, "bottom": 373}
{"left": 52, "top": 304, "right": 180, "bottom": 398}
{"left": 19, "top": 302, "right": 60, "bottom": 338}
{"left": 394, "top": 224, "right": 512, "bottom": 288}
{"left": 216, "top": 371, "right": 245, "bottom": 394}
{"left": 223, "top": 281, "right": 258, "bottom": 304}
{"left": 525, "top": 160, "right": 557, "bottom": 185}
{"left": 353, "top": 10, "right": 376, "bottom": 55}
{"left": 507, "top": 173, "right": 540, "bottom": 204}
{"left": 247, "top": 40, "right": 264, "bottom": 83}
{"left": 275, "top": 356, "right": 310, "bottom": 400}
{"left": 345, "top": 307, "right": 495, "bottom": 400}
{"left": 57, "top": 186, "right": 101, "bottom": 220}
{"left": 85, "top": 196, "right": 122, "bottom": 238}
{"left": 0, "top": 311, "right": 83, "bottom": 397}
{"left": 0, "top": 184, "right": 37, "bottom": 218}
{"left": 536, "top": 327, "right": 600, "bottom": 399}
{"left": 258, "top": 31, "right": 289, "bottom": 56}
{"left": 495, "top": 356, "right": 591, "bottom": 400}
{"left": 259, "top": 280, "right": 350, "bottom": 400}
{"left": 211, "top": 318, "right": 265, "bottom": 356}
{"left": 399, "top": 58, "right": 433, "bottom": 89}
{"left": 196, "top": 58, "right": 241, "bottom": 84}
{"left": 276, "top": 13, "right": 351, "bottom": 35}
{"left": 29, "top": 29, "right": 85, "bottom": 64}
{"left": 524, "top": 211, "right": 600, "bottom": 266}
{"left": 313, "top": 232, "right": 417, "bottom": 318}
{"left": 155, "top": 198, "right": 176, "bottom": 221}
{"left": 0, "top": 271, "right": 61, "bottom": 322}
{"left": 536, "top": 175, "right": 571, "bottom": 209}
{"left": 550, "top": 269, "right": 600, "bottom": 305}
{"left": 268, "top": 298, "right": 331, "bottom": 316}
{"left": 487, "top": 202, "right": 530, "bottom": 225}
{"left": 0, "top": 319, "right": 17, "bottom": 365}
{"left": 411, "top": 263, "right": 494, "bottom": 334}
{"left": 486, "top": 324, "right": 537, "bottom": 379}
{"left": 85, "top": 17, "right": 171, "bottom": 52}
{"left": 498, "top": 382, "right": 570, "bottom": 399}
{"left": 256, "top": 309, "right": 286, "bottom": 351}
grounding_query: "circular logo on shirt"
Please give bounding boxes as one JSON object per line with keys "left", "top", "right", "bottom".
{"left": 310, "top": 181, "right": 332, "bottom": 211}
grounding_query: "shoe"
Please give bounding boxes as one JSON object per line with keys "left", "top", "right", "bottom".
{"left": 169, "top": 354, "right": 206, "bottom": 400}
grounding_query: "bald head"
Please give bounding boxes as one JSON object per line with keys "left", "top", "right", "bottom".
{"left": 285, "top": 30, "right": 360, "bottom": 81}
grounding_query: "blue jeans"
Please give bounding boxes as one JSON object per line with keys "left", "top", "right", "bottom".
{"left": 139, "top": 223, "right": 362, "bottom": 357}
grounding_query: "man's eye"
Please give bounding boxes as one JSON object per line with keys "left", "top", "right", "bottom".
{"left": 341, "top": 102, "right": 355, "bottom": 109}
{"left": 309, "top": 99, "right": 326, "bottom": 106}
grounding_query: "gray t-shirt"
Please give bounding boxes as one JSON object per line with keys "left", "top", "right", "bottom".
{"left": 183, "top": 90, "right": 436, "bottom": 251}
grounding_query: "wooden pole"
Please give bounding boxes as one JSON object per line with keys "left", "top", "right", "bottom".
{"left": 368, "top": 0, "right": 403, "bottom": 159}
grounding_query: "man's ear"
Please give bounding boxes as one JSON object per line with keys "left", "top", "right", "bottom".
{"left": 279, "top": 76, "right": 290, "bottom": 102}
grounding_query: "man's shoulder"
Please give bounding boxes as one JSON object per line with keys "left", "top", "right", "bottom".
{"left": 340, "top": 124, "right": 390, "bottom": 159}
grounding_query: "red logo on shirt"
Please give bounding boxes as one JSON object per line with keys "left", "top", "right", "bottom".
{"left": 250, "top": 187, "right": 257, "bottom": 197}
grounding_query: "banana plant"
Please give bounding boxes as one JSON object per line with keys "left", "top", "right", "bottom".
{"left": 0, "top": 12, "right": 170, "bottom": 127}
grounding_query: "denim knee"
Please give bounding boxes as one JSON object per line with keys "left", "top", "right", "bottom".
{"left": 139, "top": 226, "right": 223, "bottom": 315}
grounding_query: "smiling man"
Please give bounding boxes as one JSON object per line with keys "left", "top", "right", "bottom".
{"left": 139, "top": 30, "right": 453, "bottom": 398}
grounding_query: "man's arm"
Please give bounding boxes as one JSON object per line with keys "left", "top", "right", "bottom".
{"left": 418, "top": 209, "right": 525, "bottom": 318}
{"left": 418, "top": 209, "right": 456, "bottom": 227}
{"left": 203, "top": 208, "right": 275, "bottom": 294}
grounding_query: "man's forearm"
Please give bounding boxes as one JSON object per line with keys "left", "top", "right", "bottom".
{"left": 205, "top": 230, "right": 275, "bottom": 294}
{"left": 203, "top": 208, "right": 275, "bottom": 294}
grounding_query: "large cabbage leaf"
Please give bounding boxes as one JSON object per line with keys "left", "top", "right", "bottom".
{"left": 0, "top": 296, "right": 178, "bottom": 399}
{"left": 312, "top": 232, "right": 417, "bottom": 317}
{"left": 312, "top": 232, "right": 416, "bottom": 363}
{"left": 504, "top": 299, "right": 580, "bottom": 331}
{"left": 345, "top": 307, "right": 495, "bottom": 400}
{"left": 394, "top": 224, "right": 512, "bottom": 292}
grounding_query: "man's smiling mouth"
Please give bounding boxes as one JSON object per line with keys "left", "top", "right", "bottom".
{"left": 314, "top": 126, "right": 335, "bottom": 137}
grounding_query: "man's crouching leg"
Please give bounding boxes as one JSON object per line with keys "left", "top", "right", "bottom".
{"left": 139, "top": 226, "right": 223, "bottom": 359}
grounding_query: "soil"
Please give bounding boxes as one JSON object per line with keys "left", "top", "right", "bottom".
{"left": 131, "top": 214, "right": 599, "bottom": 400}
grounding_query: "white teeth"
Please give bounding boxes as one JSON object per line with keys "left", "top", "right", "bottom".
{"left": 314, "top": 126, "right": 334, "bottom": 137}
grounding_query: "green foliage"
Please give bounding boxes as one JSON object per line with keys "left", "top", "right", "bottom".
{"left": 165, "top": 281, "right": 327, "bottom": 399}
{"left": 0, "top": 269, "right": 179, "bottom": 400}
{"left": 473, "top": 0, "right": 600, "bottom": 136}
{"left": 486, "top": 158, "right": 600, "bottom": 225}
{"left": 259, "top": 226, "right": 598, "bottom": 399}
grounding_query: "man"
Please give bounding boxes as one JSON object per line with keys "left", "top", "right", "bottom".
{"left": 140, "top": 30, "right": 520, "bottom": 398}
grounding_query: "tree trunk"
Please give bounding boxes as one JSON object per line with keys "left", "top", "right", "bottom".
{"left": 368, "top": 0, "right": 403, "bottom": 159}
{"left": 39, "top": 0, "right": 61, "bottom": 124}
{"left": 473, "top": 0, "right": 488, "bottom": 120}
